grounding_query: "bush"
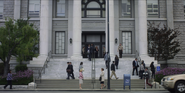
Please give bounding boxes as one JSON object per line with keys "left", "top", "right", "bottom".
{"left": 0, "top": 63, "right": 4, "bottom": 75}
{"left": 15, "top": 65, "right": 28, "bottom": 72}
{"left": 0, "top": 70, "right": 33, "bottom": 85}
{"left": 155, "top": 67, "right": 185, "bottom": 84}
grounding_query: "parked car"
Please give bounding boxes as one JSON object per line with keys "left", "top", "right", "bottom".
{"left": 161, "top": 71, "right": 185, "bottom": 93}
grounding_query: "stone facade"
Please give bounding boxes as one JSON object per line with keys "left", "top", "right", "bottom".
{"left": 0, "top": 0, "right": 185, "bottom": 66}
{"left": 3, "top": 0, "right": 14, "bottom": 19}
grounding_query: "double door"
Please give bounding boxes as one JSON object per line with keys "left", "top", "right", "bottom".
{"left": 82, "top": 32, "right": 105, "bottom": 58}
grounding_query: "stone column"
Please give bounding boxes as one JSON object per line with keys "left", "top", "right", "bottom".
{"left": 40, "top": 0, "right": 52, "bottom": 56}
{"left": 71, "top": 0, "right": 82, "bottom": 59}
{"left": 166, "top": 0, "right": 174, "bottom": 29}
{"left": 109, "top": 0, "right": 115, "bottom": 57}
{"left": 14, "top": 0, "right": 21, "bottom": 19}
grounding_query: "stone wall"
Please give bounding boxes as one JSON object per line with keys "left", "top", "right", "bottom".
{"left": 21, "top": 0, "right": 28, "bottom": 18}
{"left": 173, "top": 0, "right": 184, "bottom": 19}
{"left": 174, "top": 22, "right": 185, "bottom": 61}
{"left": 3, "top": 0, "right": 14, "bottom": 19}
{"left": 159, "top": 0, "right": 166, "bottom": 18}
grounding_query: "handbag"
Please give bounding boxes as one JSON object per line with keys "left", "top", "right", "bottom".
{"left": 99, "top": 76, "right": 102, "bottom": 81}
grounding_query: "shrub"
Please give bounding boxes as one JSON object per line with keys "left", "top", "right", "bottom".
{"left": 0, "top": 63, "right": 4, "bottom": 75}
{"left": 0, "top": 70, "right": 33, "bottom": 85}
{"left": 15, "top": 64, "right": 28, "bottom": 72}
{"left": 155, "top": 67, "right": 185, "bottom": 84}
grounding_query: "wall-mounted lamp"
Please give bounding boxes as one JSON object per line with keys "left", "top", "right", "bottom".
{"left": 70, "top": 38, "right": 72, "bottom": 44}
{"left": 115, "top": 38, "right": 117, "bottom": 44}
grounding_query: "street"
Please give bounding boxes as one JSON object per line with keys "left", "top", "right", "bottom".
{"left": 0, "top": 91, "right": 169, "bottom": 93}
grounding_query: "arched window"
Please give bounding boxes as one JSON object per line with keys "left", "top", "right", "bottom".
{"left": 82, "top": 0, "right": 106, "bottom": 18}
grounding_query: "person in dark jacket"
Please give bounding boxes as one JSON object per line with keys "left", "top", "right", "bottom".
{"left": 115, "top": 55, "right": 119, "bottom": 69}
{"left": 132, "top": 58, "right": 139, "bottom": 75}
{"left": 66, "top": 62, "right": 71, "bottom": 79}
{"left": 4, "top": 70, "right": 12, "bottom": 89}
{"left": 69, "top": 62, "right": 75, "bottom": 79}
{"left": 150, "top": 62, "right": 155, "bottom": 79}
{"left": 143, "top": 67, "right": 153, "bottom": 89}
{"left": 110, "top": 61, "right": 118, "bottom": 80}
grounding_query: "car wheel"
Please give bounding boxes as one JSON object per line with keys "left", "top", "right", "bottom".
{"left": 168, "top": 89, "right": 175, "bottom": 93}
{"left": 175, "top": 81, "right": 185, "bottom": 93}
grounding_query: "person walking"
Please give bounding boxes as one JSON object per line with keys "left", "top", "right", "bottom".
{"left": 150, "top": 62, "right": 155, "bottom": 79}
{"left": 66, "top": 62, "right": 71, "bottom": 79}
{"left": 132, "top": 58, "right": 139, "bottom": 76}
{"left": 139, "top": 62, "right": 145, "bottom": 79}
{"left": 115, "top": 55, "right": 119, "bottom": 69}
{"left": 79, "top": 62, "right": 84, "bottom": 72}
{"left": 4, "top": 70, "right": 12, "bottom": 89}
{"left": 100, "top": 68, "right": 106, "bottom": 89}
{"left": 104, "top": 52, "right": 111, "bottom": 69}
{"left": 117, "top": 43, "right": 123, "bottom": 58}
{"left": 87, "top": 44, "right": 90, "bottom": 61}
{"left": 79, "top": 69, "right": 83, "bottom": 89}
{"left": 143, "top": 67, "right": 153, "bottom": 89}
{"left": 110, "top": 61, "right": 119, "bottom": 80}
{"left": 69, "top": 62, "right": 75, "bottom": 79}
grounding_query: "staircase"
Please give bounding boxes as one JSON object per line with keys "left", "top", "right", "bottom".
{"left": 36, "top": 79, "right": 149, "bottom": 89}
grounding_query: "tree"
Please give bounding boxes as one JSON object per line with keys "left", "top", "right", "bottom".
{"left": 0, "top": 18, "right": 39, "bottom": 76}
{"left": 147, "top": 22, "right": 181, "bottom": 63}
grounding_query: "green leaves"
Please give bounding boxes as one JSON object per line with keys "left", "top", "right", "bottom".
{"left": 0, "top": 17, "right": 39, "bottom": 65}
{"left": 147, "top": 22, "right": 181, "bottom": 61}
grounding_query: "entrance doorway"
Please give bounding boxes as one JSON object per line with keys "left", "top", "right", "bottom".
{"left": 82, "top": 32, "right": 105, "bottom": 58}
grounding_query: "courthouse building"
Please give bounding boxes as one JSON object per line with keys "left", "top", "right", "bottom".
{"left": 0, "top": 0, "right": 185, "bottom": 66}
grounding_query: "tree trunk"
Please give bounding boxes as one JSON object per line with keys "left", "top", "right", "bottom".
{"left": 3, "top": 62, "right": 9, "bottom": 76}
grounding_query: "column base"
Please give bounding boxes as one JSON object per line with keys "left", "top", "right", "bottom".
{"left": 140, "top": 55, "right": 158, "bottom": 67}
{"left": 110, "top": 53, "right": 115, "bottom": 62}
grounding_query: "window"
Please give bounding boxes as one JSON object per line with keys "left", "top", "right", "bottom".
{"left": 28, "top": 0, "right": 40, "bottom": 17}
{"left": 121, "top": 0, "right": 131, "bottom": 18}
{"left": 56, "top": 0, "right": 65, "bottom": 17}
{"left": 122, "top": 32, "right": 132, "bottom": 54}
{"left": 147, "top": 0, "right": 159, "bottom": 17}
{"left": 0, "top": 0, "right": 3, "bottom": 19}
{"left": 82, "top": 0, "right": 106, "bottom": 18}
{"left": 55, "top": 31, "right": 65, "bottom": 54}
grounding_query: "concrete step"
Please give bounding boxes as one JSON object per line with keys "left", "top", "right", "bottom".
{"left": 35, "top": 79, "right": 149, "bottom": 89}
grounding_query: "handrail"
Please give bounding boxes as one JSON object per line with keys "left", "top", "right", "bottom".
{"left": 91, "top": 52, "right": 96, "bottom": 89}
{"left": 38, "top": 51, "right": 51, "bottom": 83}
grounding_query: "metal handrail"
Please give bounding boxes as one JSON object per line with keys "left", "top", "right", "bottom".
{"left": 38, "top": 51, "right": 51, "bottom": 83}
{"left": 91, "top": 52, "right": 96, "bottom": 89}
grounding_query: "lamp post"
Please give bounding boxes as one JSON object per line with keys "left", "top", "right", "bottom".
{"left": 106, "top": 0, "right": 110, "bottom": 89}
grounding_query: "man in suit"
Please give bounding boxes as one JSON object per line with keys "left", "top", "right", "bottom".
{"left": 104, "top": 52, "right": 111, "bottom": 69}
{"left": 132, "top": 58, "right": 139, "bottom": 75}
{"left": 110, "top": 61, "right": 118, "bottom": 79}
{"left": 69, "top": 62, "right": 75, "bottom": 79}
{"left": 66, "top": 62, "right": 71, "bottom": 79}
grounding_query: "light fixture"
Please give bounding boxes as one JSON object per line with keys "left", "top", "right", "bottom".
{"left": 70, "top": 38, "right": 72, "bottom": 44}
{"left": 115, "top": 38, "right": 117, "bottom": 44}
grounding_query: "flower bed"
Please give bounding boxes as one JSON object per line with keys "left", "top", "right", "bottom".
{"left": 0, "top": 70, "right": 33, "bottom": 85}
{"left": 155, "top": 67, "right": 185, "bottom": 84}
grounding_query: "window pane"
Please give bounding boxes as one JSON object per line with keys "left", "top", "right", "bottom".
{"left": 122, "top": 32, "right": 132, "bottom": 54}
{"left": 0, "top": 1, "right": 3, "bottom": 19}
{"left": 87, "top": 10, "right": 100, "bottom": 17}
{"left": 57, "top": 0, "right": 65, "bottom": 17}
{"left": 147, "top": 0, "right": 158, "bottom": 17}
{"left": 122, "top": 0, "right": 131, "bottom": 18}
{"left": 55, "top": 32, "right": 65, "bottom": 54}
{"left": 87, "top": 1, "right": 100, "bottom": 8}
{"left": 29, "top": 0, "right": 40, "bottom": 17}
